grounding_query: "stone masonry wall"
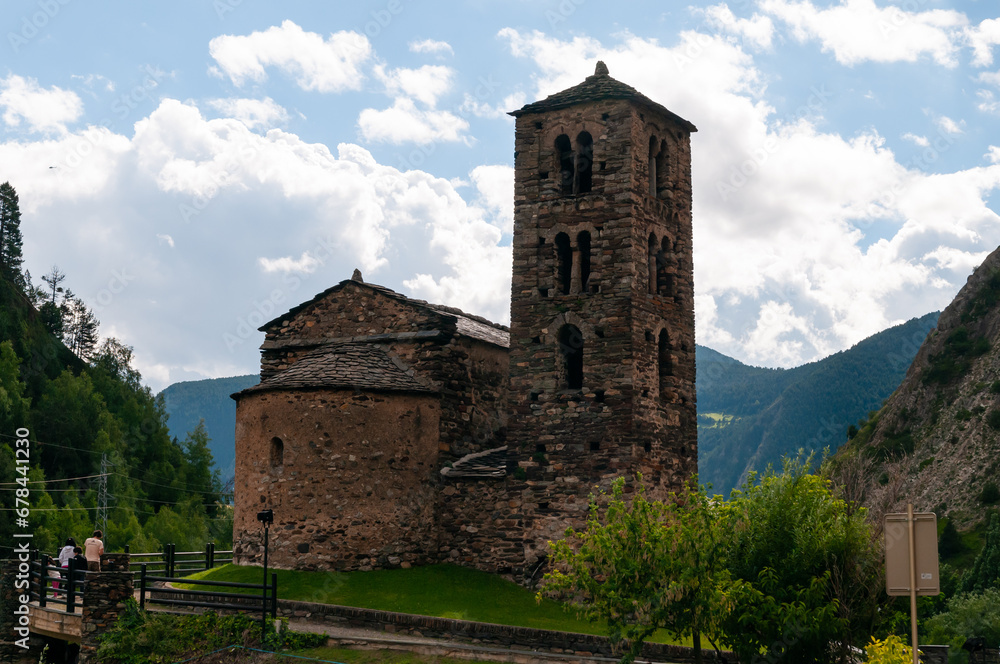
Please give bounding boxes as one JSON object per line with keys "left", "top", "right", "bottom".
{"left": 233, "top": 388, "right": 442, "bottom": 571}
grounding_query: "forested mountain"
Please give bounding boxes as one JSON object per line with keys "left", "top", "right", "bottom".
{"left": 160, "top": 375, "right": 259, "bottom": 481}
{"left": 697, "top": 311, "right": 940, "bottom": 493}
{"left": 833, "top": 243, "right": 1000, "bottom": 526}
{"left": 0, "top": 183, "right": 229, "bottom": 557}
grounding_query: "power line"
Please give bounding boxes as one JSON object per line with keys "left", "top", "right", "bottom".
{"left": 0, "top": 473, "right": 108, "bottom": 486}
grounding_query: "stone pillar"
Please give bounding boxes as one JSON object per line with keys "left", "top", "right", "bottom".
{"left": 79, "top": 571, "right": 133, "bottom": 664}
{"left": 99, "top": 553, "right": 130, "bottom": 573}
{"left": 570, "top": 248, "right": 582, "bottom": 294}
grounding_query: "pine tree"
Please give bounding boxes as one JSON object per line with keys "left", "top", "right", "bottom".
{"left": 0, "top": 182, "right": 25, "bottom": 289}
{"left": 39, "top": 266, "right": 67, "bottom": 337}
{"left": 965, "top": 511, "right": 1000, "bottom": 592}
{"left": 63, "top": 295, "right": 100, "bottom": 360}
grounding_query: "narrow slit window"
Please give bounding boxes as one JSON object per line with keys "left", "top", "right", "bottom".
{"left": 656, "top": 140, "right": 669, "bottom": 196}
{"left": 270, "top": 437, "right": 284, "bottom": 468}
{"left": 558, "top": 324, "right": 584, "bottom": 390}
{"left": 555, "top": 232, "right": 572, "bottom": 295}
{"left": 658, "top": 330, "right": 673, "bottom": 395}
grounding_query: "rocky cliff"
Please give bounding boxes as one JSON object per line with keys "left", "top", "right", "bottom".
{"left": 835, "top": 245, "right": 1000, "bottom": 525}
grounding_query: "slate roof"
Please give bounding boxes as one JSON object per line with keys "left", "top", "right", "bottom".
{"left": 441, "top": 446, "right": 509, "bottom": 479}
{"left": 510, "top": 61, "right": 697, "bottom": 133}
{"left": 234, "top": 343, "right": 434, "bottom": 397}
{"left": 259, "top": 275, "right": 510, "bottom": 349}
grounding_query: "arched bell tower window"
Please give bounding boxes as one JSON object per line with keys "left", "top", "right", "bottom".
{"left": 647, "top": 232, "right": 657, "bottom": 294}
{"left": 658, "top": 330, "right": 673, "bottom": 394}
{"left": 576, "top": 132, "right": 593, "bottom": 194}
{"left": 648, "top": 136, "right": 658, "bottom": 197}
{"left": 555, "top": 232, "right": 572, "bottom": 294}
{"left": 577, "top": 231, "right": 591, "bottom": 292}
{"left": 555, "top": 134, "right": 574, "bottom": 196}
{"left": 558, "top": 324, "right": 584, "bottom": 390}
{"left": 270, "top": 437, "right": 284, "bottom": 468}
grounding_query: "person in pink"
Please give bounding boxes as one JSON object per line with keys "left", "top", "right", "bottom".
{"left": 84, "top": 530, "right": 104, "bottom": 572}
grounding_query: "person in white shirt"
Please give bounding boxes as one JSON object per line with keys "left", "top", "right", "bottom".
{"left": 84, "top": 530, "right": 104, "bottom": 572}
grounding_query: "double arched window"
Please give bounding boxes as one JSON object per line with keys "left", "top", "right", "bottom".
{"left": 555, "top": 231, "right": 593, "bottom": 295}
{"left": 647, "top": 233, "right": 674, "bottom": 298}
{"left": 555, "top": 132, "right": 594, "bottom": 196}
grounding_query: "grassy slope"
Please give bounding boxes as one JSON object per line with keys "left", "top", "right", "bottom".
{"left": 183, "top": 564, "right": 689, "bottom": 645}
{"left": 183, "top": 563, "right": 607, "bottom": 635}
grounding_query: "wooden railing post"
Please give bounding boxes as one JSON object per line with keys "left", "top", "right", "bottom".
{"left": 66, "top": 558, "right": 76, "bottom": 613}
{"left": 139, "top": 564, "right": 147, "bottom": 611}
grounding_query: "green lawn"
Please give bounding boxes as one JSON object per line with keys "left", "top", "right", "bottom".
{"left": 180, "top": 563, "right": 610, "bottom": 635}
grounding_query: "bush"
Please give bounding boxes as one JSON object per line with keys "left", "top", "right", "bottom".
{"left": 986, "top": 410, "right": 1000, "bottom": 430}
{"left": 925, "top": 588, "right": 1000, "bottom": 656}
{"left": 980, "top": 482, "right": 1000, "bottom": 505}
{"left": 864, "top": 635, "right": 913, "bottom": 664}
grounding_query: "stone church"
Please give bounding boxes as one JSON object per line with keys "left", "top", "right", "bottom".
{"left": 232, "top": 62, "right": 698, "bottom": 582}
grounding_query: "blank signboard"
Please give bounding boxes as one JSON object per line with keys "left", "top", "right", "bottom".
{"left": 884, "top": 511, "right": 940, "bottom": 596}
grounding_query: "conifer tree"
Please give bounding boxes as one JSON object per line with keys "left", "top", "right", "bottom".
{"left": 39, "top": 266, "right": 67, "bottom": 337}
{"left": 0, "top": 182, "right": 25, "bottom": 289}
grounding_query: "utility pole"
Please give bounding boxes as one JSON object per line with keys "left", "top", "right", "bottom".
{"left": 97, "top": 453, "right": 108, "bottom": 542}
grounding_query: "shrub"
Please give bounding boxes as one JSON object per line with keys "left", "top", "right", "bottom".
{"left": 864, "top": 635, "right": 913, "bottom": 664}
{"left": 986, "top": 410, "right": 1000, "bottom": 430}
{"left": 980, "top": 482, "right": 1000, "bottom": 505}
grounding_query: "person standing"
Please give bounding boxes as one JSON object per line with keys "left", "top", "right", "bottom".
{"left": 57, "top": 537, "right": 77, "bottom": 593}
{"left": 84, "top": 530, "right": 104, "bottom": 572}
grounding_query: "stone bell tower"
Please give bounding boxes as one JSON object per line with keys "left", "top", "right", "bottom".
{"left": 506, "top": 62, "right": 698, "bottom": 554}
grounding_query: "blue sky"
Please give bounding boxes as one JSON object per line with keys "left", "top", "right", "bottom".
{"left": 2, "top": 0, "right": 999, "bottom": 391}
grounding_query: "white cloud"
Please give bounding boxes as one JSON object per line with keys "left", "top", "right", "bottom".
{"left": 156, "top": 233, "right": 175, "bottom": 248}
{"left": 935, "top": 115, "right": 964, "bottom": 135}
{"left": 697, "top": 3, "right": 774, "bottom": 50}
{"left": 902, "top": 132, "right": 929, "bottom": 147}
{"left": 409, "top": 39, "right": 453, "bottom": 55}
{"left": 759, "top": 0, "right": 967, "bottom": 67}
{"left": 258, "top": 251, "right": 319, "bottom": 274}
{"left": 469, "top": 165, "right": 514, "bottom": 234}
{"left": 988, "top": 146, "right": 1000, "bottom": 164}
{"left": 208, "top": 21, "right": 371, "bottom": 92}
{"left": 968, "top": 17, "right": 1000, "bottom": 67}
{"left": 460, "top": 92, "right": 526, "bottom": 119}
{"left": 208, "top": 97, "right": 289, "bottom": 129}
{"left": 978, "top": 90, "right": 1000, "bottom": 115}
{"left": 374, "top": 64, "right": 454, "bottom": 107}
{"left": 357, "top": 97, "right": 469, "bottom": 144}
{"left": 0, "top": 75, "right": 84, "bottom": 135}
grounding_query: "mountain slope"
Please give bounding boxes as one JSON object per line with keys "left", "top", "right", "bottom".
{"left": 835, "top": 245, "right": 1000, "bottom": 524}
{"left": 698, "top": 312, "right": 939, "bottom": 493}
{"left": 159, "top": 374, "right": 259, "bottom": 481}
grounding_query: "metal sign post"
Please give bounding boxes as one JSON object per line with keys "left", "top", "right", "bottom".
{"left": 885, "top": 505, "right": 940, "bottom": 664}
{"left": 257, "top": 509, "right": 273, "bottom": 641}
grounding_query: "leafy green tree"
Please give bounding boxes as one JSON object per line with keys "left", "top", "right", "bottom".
{"left": 720, "top": 455, "right": 882, "bottom": 664}
{"left": 0, "top": 341, "right": 30, "bottom": 435}
{"left": 0, "top": 182, "right": 25, "bottom": 289}
{"left": 183, "top": 421, "right": 222, "bottom": 512}
{"left": 541, "top": 478, "right": 733, "bottom": 664}
{"left": 925, "top": 588, "right": 1000, "bottom": 654}
{"left": 964, "top": 512, "right": 1000, "bottom": 592}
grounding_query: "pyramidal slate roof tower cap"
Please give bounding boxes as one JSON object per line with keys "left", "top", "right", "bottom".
{"left": 509, "top": 60, "right": 697, "bottom": 132}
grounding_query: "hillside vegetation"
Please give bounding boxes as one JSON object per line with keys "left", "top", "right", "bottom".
{"left": 697, "top": 312, "right": 939, "bottom": 493}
